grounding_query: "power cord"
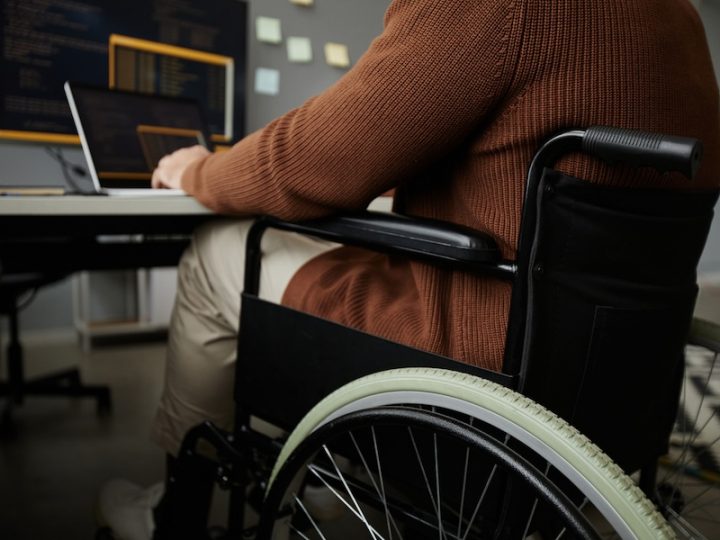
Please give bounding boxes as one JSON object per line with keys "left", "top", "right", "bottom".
{"left": 44, "top": 147, "right": 89, "bottom": 194}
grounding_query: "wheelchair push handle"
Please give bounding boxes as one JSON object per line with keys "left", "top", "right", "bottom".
{"left": 582, "top": 126, "right": 703, "bottom": 179}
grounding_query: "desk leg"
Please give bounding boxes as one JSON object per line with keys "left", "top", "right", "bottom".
{"left": 73, "top": 273, "right": 92, "bottom": 352}
{"left": 137, "top": 268, "right": 151, "bottom": 328}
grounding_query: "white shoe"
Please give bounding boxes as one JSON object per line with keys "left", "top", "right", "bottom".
{"left": 97, "top": 479, "right": 164, "bottom": 540}
{"left": 302, "top": 483, "right": 347, "bottom": 521}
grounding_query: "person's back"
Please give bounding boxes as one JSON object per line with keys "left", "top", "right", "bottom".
{"left": 281, "top": 0, "right": 720, "bottom": 370}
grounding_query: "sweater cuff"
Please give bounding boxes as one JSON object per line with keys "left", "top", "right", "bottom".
{"left": 180, "top": 154, "right": 211, "bottom": 195}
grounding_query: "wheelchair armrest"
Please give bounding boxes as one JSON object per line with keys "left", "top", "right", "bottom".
{"left": 273, "top": 211, "right": 500, "bottom": 264}
{"left": 245, "top": 211, "right": 514, "bottom": 295}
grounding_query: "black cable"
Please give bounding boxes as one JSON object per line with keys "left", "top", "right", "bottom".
{"left": 44, "top": 146, "right": 89, "bottom": 194}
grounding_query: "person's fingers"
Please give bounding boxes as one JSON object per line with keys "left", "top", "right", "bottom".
{"left": 151, "top": 145, "right": 209, "bottom": 189}
{"left": 151, "top": 168, "right": 163, "bottom": 189}
{"left": 189, "top": 145, "right": 211, "bottom": 158}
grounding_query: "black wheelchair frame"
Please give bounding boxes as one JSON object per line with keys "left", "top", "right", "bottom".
{"left": 177, "top": 127, "right": 719, "bottom": 539}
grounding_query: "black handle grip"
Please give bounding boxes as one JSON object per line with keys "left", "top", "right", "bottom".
{"left": 582, "top": 126, "right": 703, "bottom": 179}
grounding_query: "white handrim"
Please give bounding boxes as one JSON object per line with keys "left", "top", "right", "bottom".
{"left": 269, "top": 368, "right": 674, "bottom": 540}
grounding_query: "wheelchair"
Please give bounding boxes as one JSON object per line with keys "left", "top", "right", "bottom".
{"left": 176, "top": 127, "right": 720, "bottom": 539}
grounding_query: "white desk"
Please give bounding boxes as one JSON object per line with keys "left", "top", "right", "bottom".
{"left": 0, "top": 195, "right": 214, "bottom": 247}
{"left": 0, "top": 194, "right": 211, "bottom": 216}
{"left": 0, "top": 195, "right": 216, "bottom": 347}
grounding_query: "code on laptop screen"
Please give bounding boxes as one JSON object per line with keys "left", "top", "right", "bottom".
{"left": 71, "top": 86, "right": 209, "bottom": 189}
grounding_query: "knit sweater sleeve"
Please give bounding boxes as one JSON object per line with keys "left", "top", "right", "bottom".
{"left": 181, "top": 0, "right": 523, "bottom": 220}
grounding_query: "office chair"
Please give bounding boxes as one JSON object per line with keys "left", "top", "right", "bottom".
{"left": 173, "top": 127, "right": 717, "bottom": 539}
{"left": 0, "top": 272, "right": 111, "bottom": 424}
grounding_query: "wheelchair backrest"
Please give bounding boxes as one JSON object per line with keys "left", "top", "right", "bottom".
{"left": 505, "top": 167, "right": 718, "bottom": 472}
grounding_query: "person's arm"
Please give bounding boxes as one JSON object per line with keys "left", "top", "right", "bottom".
{"left": 181, "top": 0, "right": 524, "bottom": 220}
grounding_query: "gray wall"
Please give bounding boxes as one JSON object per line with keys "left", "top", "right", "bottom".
{"left": 3, "top": 0, "right": 720, "bottom": 335}
{"left": 698, "top": 0, "right": 720, "bottom": 276}
{"left": 245, "top": 0, "right": 387, "bottom": 132}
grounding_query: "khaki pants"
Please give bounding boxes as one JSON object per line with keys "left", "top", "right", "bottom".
{"left": 151, "top": 219, "right": 336, "bottom": 454}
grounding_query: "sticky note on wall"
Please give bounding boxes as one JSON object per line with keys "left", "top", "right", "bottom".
{"left": 287, "top": 37, "right": 313, "bottom": 63}
{"left": 255, "top": 68, "right": 280, "bottom": 96}
{"left": 256, "top": 16, "right": 282, "bottom": 44}
{"left": 324, "top": 42, "right": 351, "bottom": 68}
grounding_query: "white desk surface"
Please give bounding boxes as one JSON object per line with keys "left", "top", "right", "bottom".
{"left": 0, "top": 195, "right": 212, "bottom": 216}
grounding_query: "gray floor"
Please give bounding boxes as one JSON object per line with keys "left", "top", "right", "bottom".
{"left": 1, "top": 286, "right": 719, "bottom": 539}
{"left": 0, "top": 341, "right": 167, "bottom": 539}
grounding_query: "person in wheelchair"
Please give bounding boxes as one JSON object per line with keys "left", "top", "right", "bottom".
{"left": 99, "top": 1, "right": 720, "bottom": 539}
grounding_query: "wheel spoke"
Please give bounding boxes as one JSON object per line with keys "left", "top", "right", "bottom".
{"left": 683, "top": 489, "right": 720, "bottom": 516}
{"left": 663, "top": 363, "right": 695, "bottom": 487}
{"left": 289, "top": 522, "right": 313, "bottom": 540}
{"left": 662, "top": 348, "right": 718, "bottom": 491}
{"left": 371, "top": 427, "right": 402, "bottom": 540}
{"left": 408, "top": 426, "right": 442, "bottom": 524}
{"left": 347, "top": 429, "right": 404, "bottom": 540}
{"left": 294, "top": 493, "right": 328, "bottom": 540}
{"left": 457, "top": 441, "right": 471, "bottom": 540}
{"left": 520, "top": 462, "right": 552, "bottom": 539}
{"left": 682, "top": 479, "right": 720, "bottom": 510}
{"left": 434, "top": 432, "right": 446, "bottom": 539}
{"left": 461, "top": 464, "right": 498, "bottom": 540}
{"left": 659, "top": 342, "right": 720, "bottom": 539}
{"left": 313, "top": 448, "right": 386, "bottom": 540}
{"left": 459, "top": 436, "right": 511, "bottom": 540}
{"left": 667, "top": 506, "right": 709, "bottom": 539}
{"left": 521, "top": 498, "right": 540, "bottom": 540}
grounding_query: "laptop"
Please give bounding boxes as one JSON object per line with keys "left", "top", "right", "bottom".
{"left": 64, "top": 82, "right": 211, "bottom": 196}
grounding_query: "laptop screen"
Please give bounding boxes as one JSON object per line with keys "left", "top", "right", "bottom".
{"left": 65, "top": 83, "right": 210, "bottom": 190}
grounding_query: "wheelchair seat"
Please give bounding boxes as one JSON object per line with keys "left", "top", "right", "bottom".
{"left": 180, "top": 127, "right": 719, "bottom": 539}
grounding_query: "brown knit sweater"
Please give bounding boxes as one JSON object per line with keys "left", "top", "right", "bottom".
{"left": 182, "top": 0, "right": 720, "bottom": 372}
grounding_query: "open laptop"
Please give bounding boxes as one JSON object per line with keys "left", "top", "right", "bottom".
{"left": 65, "top": 82, "right": 211, "bottom": 196}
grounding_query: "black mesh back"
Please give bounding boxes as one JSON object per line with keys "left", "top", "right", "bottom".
{"left": 515, "top": 170, "right": 718, "bottom": 472}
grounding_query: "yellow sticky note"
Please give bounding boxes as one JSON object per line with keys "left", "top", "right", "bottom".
{"left": 290, "top": 0, "right": 314, "bottom": 6}
{"left": 256, "top": 16, "right": 282, "bottom": 44}
{"left": 287, "top": 36, "right": 313, "bottom": 63}
{"left": 324, "top": 42, "right": 350, "bottom": 68}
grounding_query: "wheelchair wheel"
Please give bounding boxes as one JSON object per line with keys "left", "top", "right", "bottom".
{"left": 257, "top": 368, "right": 671, "bottom": 539}
{"left": 655, "top": 318, "right": 720, "bottom": 539}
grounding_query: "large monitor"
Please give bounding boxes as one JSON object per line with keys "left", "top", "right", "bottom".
{"left": 0, "top": 0, "right": 247, "bottom": 145}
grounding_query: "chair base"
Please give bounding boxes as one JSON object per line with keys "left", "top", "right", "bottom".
{"left": 0, "top": 367, "right": 112, "bottom": 414}
{"left": 1, "top": 282, "right": 113, "bottom": 420}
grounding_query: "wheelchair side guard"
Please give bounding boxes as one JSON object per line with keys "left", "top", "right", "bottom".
{"left": 235, "top": 294, "right": 515, "bottom": 432}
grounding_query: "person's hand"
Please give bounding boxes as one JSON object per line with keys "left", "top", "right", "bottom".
{"left": 151, "top": 145, "right": 211, "bottom": 190}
